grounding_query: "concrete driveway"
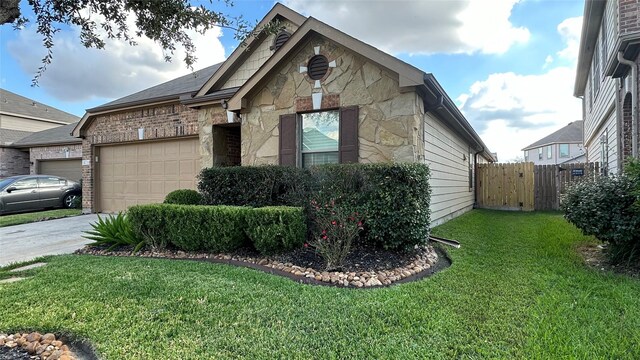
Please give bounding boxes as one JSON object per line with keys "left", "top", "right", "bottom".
{"left": 0, "top": 214, "right": 99, "bottom": 267}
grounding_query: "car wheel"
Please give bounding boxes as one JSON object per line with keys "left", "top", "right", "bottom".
{"left": 63, "top": 194, "right": 78, "bottom": 208}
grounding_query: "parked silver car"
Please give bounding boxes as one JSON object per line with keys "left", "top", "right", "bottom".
{"left": 0, "top": 175, "right": 81, "bottom": 215}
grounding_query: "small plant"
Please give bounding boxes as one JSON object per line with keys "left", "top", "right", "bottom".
{"left": 71, "top": 196, "right": 82, "bottom": 209}
{"left": 164, "top": 189, "right": 204, "bottom": 205}
{"left": 83, "top": 213, "right": 145, "bottom": 253}
{"left": 309, "top": 199, "right": 363, "bottom": 271}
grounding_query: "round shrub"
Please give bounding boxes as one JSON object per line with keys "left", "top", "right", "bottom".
{"left": 164, "top": 189, "right": 203, "bottom": 205}
{"left": 562, "top": 171, "right": 640, "bottom": 264}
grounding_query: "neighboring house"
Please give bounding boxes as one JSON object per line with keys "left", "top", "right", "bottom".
{"left": 0, "top": 88, "right": 79, "bottom": 178}
{"left": 522, "top": 121, "right": 586, "bottom": 165}
{"left": 10, "top": 122, "right": 83, "bottom": 181}
{"left": 72, "top": 3, "right": 495, "bottom": 225}
{"left": 574, "top": 0, "right": 640, "bottom": 175}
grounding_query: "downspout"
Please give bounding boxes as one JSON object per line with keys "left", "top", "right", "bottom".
{"left": 473, "top": 148, "right": 484, "bottom": 208}
{"left": 617, "top": 51, "right": 638, "bottom": 159}
{"left": 615, "top": 78, "right": 624, "bottom": 174}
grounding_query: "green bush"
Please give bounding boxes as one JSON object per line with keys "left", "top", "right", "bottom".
{"left": 245, "top": 207, "right": 306, "bottom": 255}
{"left": 308, "top": 163, "right": 431, "bottom": 250}
{"left": 198, "top": 165, "right": 310, "bottom": 207}
{"left": 164, "top": 189, "right": 203, "bottom": 205}
{"left": 199, "top": 163, "right": 431, "bottom": 250}
{"left": 71, "top": 196, "right": 82, "bottom": 209}
{"left": 562, "top": 168, "right": 640, "bottom": 264}
{"left": 83, "top": 213, "right": 144, "bottom": 252}
{"left": 128, "top": 204, "right": 251, "bottom": 252}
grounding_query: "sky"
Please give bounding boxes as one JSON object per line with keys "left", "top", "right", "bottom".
{"left": 0, "top": 0, "right": 585, "bottom": 161}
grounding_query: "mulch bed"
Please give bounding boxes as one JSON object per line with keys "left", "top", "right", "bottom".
{"left": 577, "top": 243, "right": 640, "bottom": 278}
{"left": 75, "top": 243, "right": 451, "bottom": 288}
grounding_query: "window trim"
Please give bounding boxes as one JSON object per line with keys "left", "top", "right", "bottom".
{"left": 546, "top": 145, "right": 552, "bottom": 160}
{"left": 298, "top": 109, "right": 340, "bottom": 168}
{"left": 559, "top": 144, "right": 570, "bottom": 158}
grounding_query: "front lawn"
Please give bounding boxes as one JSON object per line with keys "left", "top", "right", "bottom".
{"left": 0, "top": 210, "right": 638, "bottom": 358}
{"left": 0, "top": 209, "right": 81, "bottom": 227}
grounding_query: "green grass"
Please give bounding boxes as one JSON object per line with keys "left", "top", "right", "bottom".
{"left": 0, "top": 210, "right": 638, "bottom": 359}
{"left": 0, "top": 209, "right": 81, "bottom": 227}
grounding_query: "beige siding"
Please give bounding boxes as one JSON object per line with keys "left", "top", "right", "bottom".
{"left": 586, "top": 109, "right": 618, "bottom": 173}
{"left": 0, "top": 114, "right": 64, "bottom": 132}
{"left": 222, "top": 20, "right": 299, "bottom": 88}
{"left": 423, "top": 113, "right": 473, "bottom": 226}
{"left": 585, "top": 0, "right": 618, "bottom": 149}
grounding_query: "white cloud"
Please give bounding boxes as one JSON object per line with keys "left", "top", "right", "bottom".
{"left": 456, "top": 15, "right": 584, "bottom": 162}
{"left": 458, "top": 67, "right": 582, "bottom": 161}
{"left": 557, "top": 16, "right": 583, "bottom": 62}
{"left": 284, "top": 0, "right": 529, "bottom": 55}
{"left": 7, "top": 12, "right": 226, "bottom": 102}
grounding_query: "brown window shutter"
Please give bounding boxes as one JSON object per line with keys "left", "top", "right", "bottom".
{"left": 339, "top": 106, "right": 359, "bottom": 163}
{"left": 279, "top": 113, "right": 297, "bottom": 166}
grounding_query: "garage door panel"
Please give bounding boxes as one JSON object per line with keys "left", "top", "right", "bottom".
{"left": 98, "top": 138, "right": 199, "bottom": 213}
{"left": 38, "top": 159, "right": 82, "bottom": 182}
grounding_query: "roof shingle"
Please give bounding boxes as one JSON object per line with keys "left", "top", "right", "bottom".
{"left": 0, "top": 88, "right": 79, "bottom": 124}
{"left": 12, "top": 122, "right": 80, "bottom": 147}
{"left": 522, "top": 121, "right": 583, "bottom": 150}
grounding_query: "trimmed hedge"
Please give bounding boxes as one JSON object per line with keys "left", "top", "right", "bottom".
{"left": 198, "top": 163, "right": 431, "bottom": 250}
{"left": 128, "top": 204, "right": 250, "bottom": 252}
{"left": 164, "top": 189, "right": 203, "bottom": 205}
{"left": 562, "top": 167, "right": 640, "bottom": 264}
{"left": 245, "top": 207, "right": 306, "bottom": 255}
{"left": 128, "top": 204, "right": 306, "bottom": 255}
{"left": 198, "top": 165, "right": 310, "bottom": 207}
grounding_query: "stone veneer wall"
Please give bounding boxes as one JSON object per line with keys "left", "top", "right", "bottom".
{"left": 81, "top": 103, "right": 199, "bottom": 212}
{"left": 0, "top": 147, "right": 29, "bottom": 177}
{"left": 29, "top": 144, "right": 82, "bottom": 174}
{"left": 197, "top": 106, "right": 242, "bottom": 167}
{"left": 242, "top": 36, "right": 424, "bottom": 165}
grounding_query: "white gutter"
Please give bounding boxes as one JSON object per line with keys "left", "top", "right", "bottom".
{"left": 617, "top": 51, "right": 638, "bottom": 158}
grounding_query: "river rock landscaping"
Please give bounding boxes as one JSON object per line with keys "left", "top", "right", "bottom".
{"left": 75, "top": 243, "right": 444, "bottom": 288}
{"left": 0, "top": 333, "right": 76, "bottom": 360}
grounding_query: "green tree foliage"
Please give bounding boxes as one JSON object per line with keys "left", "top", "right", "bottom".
{"left": 1, "top": 0, "right": 282, "bottom": 84}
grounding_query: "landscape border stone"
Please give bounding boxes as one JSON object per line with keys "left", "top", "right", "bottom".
{"left": 75, "top": 245, "right": 451, "bottom": 288}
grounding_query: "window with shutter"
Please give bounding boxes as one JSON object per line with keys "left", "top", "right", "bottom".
{"left": 278, "top": 107, "right": 359, "bottom": 167}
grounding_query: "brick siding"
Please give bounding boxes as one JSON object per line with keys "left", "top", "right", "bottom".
{"left": 619, "top": 0, "right": 640, "bottom": 36}
{"left": 82, "top": 102, "right": 199, "bottom": 212}
{"left": 29, "top": 144, "right": 82, "bottom": 174}
{"left": 0, "top": 147, "right": 29, "bottom": 178}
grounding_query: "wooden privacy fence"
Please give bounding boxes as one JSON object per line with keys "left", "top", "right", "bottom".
{"left": 476, "top": 162, "right": 534, "bottom": 211}
{"left": 533, "top": 162, "right": 600, "bottom": 210}
{"left": 476, "top": 162, "right": 600, "bottom": 211}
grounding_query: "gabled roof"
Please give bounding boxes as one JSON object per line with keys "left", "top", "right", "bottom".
{"left": 226, "top": 16, "right": 424, "bottom": 111}
{"left": 522, "top": 121, "right": 584, "bottom": 151}
{"left": 0, "top": 128, "right": 32, "bottom": 146}
{"left": 74, "top": 63, "right": 224, "bottom": 137}
{"left": 88, "top": 63, "right": 223, "bottom": 113}
{"left": 0, "top": 88, "right": 79, "bottom": 124}
{"left": 196, "top": 3, "right": 306, "bottom": 96}
{"left": 12, "top": 122, "right": 81, "bottom": 147}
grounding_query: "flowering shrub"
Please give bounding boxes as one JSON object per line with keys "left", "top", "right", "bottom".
{"left": 309, "top": 199, "right": 363, "bottom": 270}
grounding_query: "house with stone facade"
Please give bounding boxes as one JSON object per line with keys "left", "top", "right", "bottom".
{"left": 522, "top": 121, "right": 586, "bottom": 165}
{"left": 72, "top": 3, "right": 495, "bottom": 225}
{"left": 0, "top": 88, "right": 80, "bottom": 178}
{"left": 574, "top": 0, "right": 640, "bottom": 175}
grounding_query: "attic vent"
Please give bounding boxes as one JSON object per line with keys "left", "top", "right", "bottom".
{"left": 272, "top": 31, "right": 290, "bottom": 51}
{"left": 307, "top": 55, "right": 329, "bottom": 80}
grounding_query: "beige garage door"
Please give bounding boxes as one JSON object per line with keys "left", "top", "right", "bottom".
{"left": 38, "top": 159, "right": 82, "bottom": 182}
{"left": 98, "top": 137, "right": 199, "bottom": 213}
